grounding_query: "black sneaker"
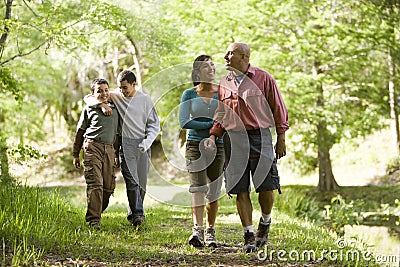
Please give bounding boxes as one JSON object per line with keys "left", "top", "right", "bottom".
{"left": 132, "top": 216, "right": 146, "bottom": 227}
{"left": 188, "top": 226, "right": 204, "bottom": 247}
{"left": 89, "top": 220, "right": 101, "bottom": 230}
{"left": 256, "top": 218, "right": 271, "bottom": 247}
{"left": 243, "top": 230, "right": 256, "bottom": 253}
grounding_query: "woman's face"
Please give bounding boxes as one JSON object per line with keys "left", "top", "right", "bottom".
{"left": 198, "top": 58, "right": 216, "bottom": 83}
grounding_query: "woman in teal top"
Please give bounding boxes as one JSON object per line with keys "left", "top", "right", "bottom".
{"left": 179, "top": 88, "right": 221, "bottom": 143}
{"left": 179, "top": 55, "right": 224, "bottom": 248}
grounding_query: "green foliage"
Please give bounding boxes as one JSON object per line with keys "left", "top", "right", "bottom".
{"left": 386, "top": 156, "right": 400, "bottom": 174}
{"left": 0, "top": 0, "right": 183, "bottom": 179}
{"left": 157, "top": 0, "right": 392, "bottom": 181}
{"left": 274, "top": 186, "right": 322, "bottom": 222}
{"left": 0, "top": 182, "right": 84, "bottom": 266}
{"left": 8, "top": 144, "right": 47, "bottom": 164}
{"left": 323, "top": 195, "right": 364, "bottom": 234}
{"left": 0, "top": 67, "right": 22, "bottom": 101}
{"left": 0, "top": 0, "right": 398, "bottom": 188}
{"left": 271, "top": 1, "right": 389, "bottom": 175}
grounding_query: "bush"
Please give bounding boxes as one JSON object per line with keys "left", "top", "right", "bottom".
{"left": 323, "top": 194, "right": 364, "bottom": 234}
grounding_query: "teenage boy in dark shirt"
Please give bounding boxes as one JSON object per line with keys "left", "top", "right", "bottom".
{"left": 73, "top": 78, "right": 120, "bottom": 229}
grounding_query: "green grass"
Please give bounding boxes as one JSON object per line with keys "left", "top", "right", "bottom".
{"left": 3, "top": 180, "right": 395, "bottom": 266}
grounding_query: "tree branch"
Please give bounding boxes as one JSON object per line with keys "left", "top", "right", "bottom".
{"left": 0, "top": 19, "right": 83, "bottom": 66}
{"left": 0, "top": 0, "right": 13, "bottom": 60}
{"left": 0, "top": 40, "right": 47, "bottom": 65}
{"left": 22, "top": 0, "right": 40, "bottom": 18}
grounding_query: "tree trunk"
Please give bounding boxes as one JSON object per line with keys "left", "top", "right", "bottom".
{"left": 388, "top": 47, "right": 399, "bottom": 155}
{"left": 313, "top": 64, "right": 339, "bottom": 191}
{"left": 317, "top": 121, "right": 339, "bottom": 191}
{"left": 0, "top": 0, "right": 13, "bottom": 58}
{"left": 132, "top": 46, "right": 141, "bottom": 88}
{"left": 0, "top": 0, "right": 13, "bottom": 181}
{"left": 126, "top": 36, "right": 142, "bottom": 88}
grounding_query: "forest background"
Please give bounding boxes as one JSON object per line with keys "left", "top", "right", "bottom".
{"left": 1, "top": 0, "right": 400, "bottom": 266}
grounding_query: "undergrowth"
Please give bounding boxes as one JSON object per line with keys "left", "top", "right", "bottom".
{"left": 0, "top": 180, "right": 385, "bottom": 266}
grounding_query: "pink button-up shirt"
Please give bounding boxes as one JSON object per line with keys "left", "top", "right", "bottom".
{"left": 210, "top": 64, "right": 289, "bottom": 137}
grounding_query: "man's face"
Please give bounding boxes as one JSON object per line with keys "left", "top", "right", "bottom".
{"left": 224, "top": 43, "right": 244, "bottom": 73}
{"left": 92, "top": 83, "right": 110, "bottom": 103}
{"left": 118, "top": 80, "right": 136, "bottom": 97}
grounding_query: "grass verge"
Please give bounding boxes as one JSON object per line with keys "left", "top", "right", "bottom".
{"left": 2, "top": 181, "right": 395, "bottom": 266}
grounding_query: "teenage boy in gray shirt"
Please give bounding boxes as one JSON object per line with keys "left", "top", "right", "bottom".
{"left": 73, "top": 78, "right": 120, "bottom": 229}
{"left": 84, "top": 70, "right": 160, "bottom": 227}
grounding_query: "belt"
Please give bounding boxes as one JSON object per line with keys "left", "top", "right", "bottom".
{"left": 86, "top": 139, "right": 113, "bottom": 146}
{"left": 246, "top": 129, "right": 261, "bottom": 135}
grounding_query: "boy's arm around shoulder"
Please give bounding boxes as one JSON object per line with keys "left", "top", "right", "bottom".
{"left": 83, "top": 94, "right": 113, "bottom": 116}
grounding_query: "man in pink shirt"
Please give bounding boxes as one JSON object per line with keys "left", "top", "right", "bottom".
{"left": 205, "top": 42, "right": 289, "bottom": 253}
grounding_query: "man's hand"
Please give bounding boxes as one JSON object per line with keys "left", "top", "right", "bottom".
{"left": 114, "top": 157, "right": 120, "bottom": 168}
{"left": 275, "top": 133, "right": 286, "bottom": 159}
{"left": 204, "top": 135, "right": 216, "bottom": 151}
{"left": 99, "top": 103, "right": 112, "bottom": 116}
{"left": 73, "top": 157, "right": 81, "bottom": 169}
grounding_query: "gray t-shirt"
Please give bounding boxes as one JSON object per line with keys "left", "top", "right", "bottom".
{"left": 77, "top": 103, "right": 119, "bottom": 144}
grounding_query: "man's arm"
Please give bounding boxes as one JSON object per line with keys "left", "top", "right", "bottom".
{"left": 265, "top": 78, "right": 289, "bottom": 135}
{"left": 205, "top": 85, "right": 226, "bottom": 150}
{"left": 264, "top": 76, "right": 289, "bottom": 159}
{"left": 209, "top": 84, "right": 227, "bottom": 138}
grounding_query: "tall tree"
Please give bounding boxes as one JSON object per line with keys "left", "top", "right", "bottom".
{"left": 365, "top": 0, "right": 400, "bottom": 155}
{"left": 272, "top": 0, "right": 389, "bottom": 190}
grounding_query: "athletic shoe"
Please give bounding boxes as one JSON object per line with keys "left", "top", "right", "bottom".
{"left": 243, "top": 230, "right": 256, "bottom": 253}
{"left": 204, "top": 227, "right": 217, "bottom": 248}
{"left": 256, "top": 218, "right": 271, "bottom": 247}
{"left": 132, "top": 215, "right": 146, "bottom": 227}
{"left": 89, "top": 220, "right": 101, "bottom": 230}
{"left": 188, "top": 225, "right": 204, "bottom": 247}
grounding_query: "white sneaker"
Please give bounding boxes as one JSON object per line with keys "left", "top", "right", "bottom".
{"left": 204, "top": 227, "right": 217, "bottom": 248}
{"left": 188, "top": 226, "right": 204, "bottom": 247}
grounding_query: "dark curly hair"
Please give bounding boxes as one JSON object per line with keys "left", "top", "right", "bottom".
{"left": 117, "top": 70, "right": 137, "bottom": 84}
{"left": 90, "top": 78, "right": 109, "bottom": 92}
{"left": 191, "top": 54, "right": 212, "bottom": 87}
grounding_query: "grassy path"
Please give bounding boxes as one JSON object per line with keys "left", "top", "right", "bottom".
{"left": 4, "top": 182, "right": 400, "bottom": 266}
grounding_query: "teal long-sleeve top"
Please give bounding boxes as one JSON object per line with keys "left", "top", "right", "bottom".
{"left": 179, "top": 88, "right": 222, "bottom": 144}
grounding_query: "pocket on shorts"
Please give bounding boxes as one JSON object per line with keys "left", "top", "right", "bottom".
{"left": 270, "top": 161, "right": 280, "bottom": 189}
{"left": 185, "top": 143, "right": 200, "bottom": 160}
